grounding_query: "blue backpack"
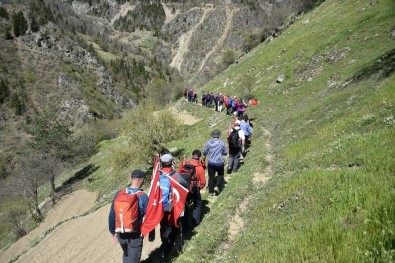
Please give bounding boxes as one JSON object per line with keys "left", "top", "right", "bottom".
{"left": 159, "top": 172, "right": 172, "bottom": 212}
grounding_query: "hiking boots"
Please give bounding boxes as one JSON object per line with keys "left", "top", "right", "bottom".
{"left": 214, "top": 186, "right": 220, "bottom": 195}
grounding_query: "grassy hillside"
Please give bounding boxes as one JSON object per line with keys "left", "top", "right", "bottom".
{"left": 171, "top": 0, "right": 395, "bottom": 262}
{"left": 1, "top": 0, "right": 393, "bottom": 261}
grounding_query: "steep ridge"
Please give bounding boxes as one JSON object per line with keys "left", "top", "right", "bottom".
{"left": 197, "top": 7, "right": 237, "bottom": 73}
{"left": 170, "top": 7, "right": 212, "bottom": 72}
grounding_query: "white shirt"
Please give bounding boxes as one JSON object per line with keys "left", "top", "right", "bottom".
{"left": 234, "top": 126, "right": 245, "bottom": 140}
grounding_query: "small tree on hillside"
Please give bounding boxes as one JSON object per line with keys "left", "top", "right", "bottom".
{"left": 11, "top": 150, "right": 52, "bottom": 223}
{"left": 242, "top": 73, "right": 256, "bottom": 100}
{"left": 222, "top": 49, "right": 236, "bottom": 67}
{"left": 112, "top": 103, "right": 181, "bottom": 172}
{"left": 144, "top": 78, "right": 171, "bottom": 106}
{"left": 27, "top": 109, "right": 72, "bottom": 204}
{"left": 0, "top": 79, "right": 9, "bottom": 104}
{"left": 13, "top": 11, "right": 28, "bottom": 37}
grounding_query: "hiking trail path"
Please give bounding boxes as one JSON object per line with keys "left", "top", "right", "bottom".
{"left": 217, "top": 127, "right": 273, "bottom": 259}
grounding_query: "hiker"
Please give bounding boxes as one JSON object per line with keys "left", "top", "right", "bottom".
{"left": 203, "top": 130, "right": 228, "bottom": 196}
{"left": 231, "top": 96, "right": 238, "bottom": 116}
{"left": 215, "top": 93, "right": 220, "bottom": 111}
{"left": 209, "top": 92, "right": 215, "bottom": 108}
{"left": 237, "top": 99, "right": 248, "bottom": 118}
{"left": 158, "top": 153, "right": 188, "bottom": 259}
{"left": 227, "top": 120, "right": 245, "bottom": 174}
{"left": 184, "top": 149, "right": 206, "bottom": 226}
{"left": 218, "top": 93, "right": 224, "bottom": 112}
{"left": 193, "top": 90, "right": 198, "bottom": 103}
{"left": 240, "top": 115, "right": 254, "bottom": 149}
{"left": 226, "top": 96, "right": 233, "bottom": 115}
{"left": 201, "top": 91, "right": 206, "bottom": 106}
{"left": 205, "top": 92, "right": 211, "bottom": 107}
{"left": 108, "top": 169, "right": 149, "bottom": 263}
{"left": 187, "top": 89, "right": 193, "bottom": 102}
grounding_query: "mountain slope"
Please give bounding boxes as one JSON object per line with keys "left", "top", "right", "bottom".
{"left": 0, "top": 0, "right": 394, "bottom": 262}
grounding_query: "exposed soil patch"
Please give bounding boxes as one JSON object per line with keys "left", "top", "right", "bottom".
{"left": 0, "top": 190, "right": 97, "bottom": 263}
{"left": 170, "top": 107, "right": 201, "bottom": 125}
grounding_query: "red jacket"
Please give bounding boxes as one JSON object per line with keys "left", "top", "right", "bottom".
{"left": 186, "top": 159, "right": 206, "bottom": 189}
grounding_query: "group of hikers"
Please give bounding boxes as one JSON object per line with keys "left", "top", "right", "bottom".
{"left": 183, "top": 87, "right": 259, "bottom": 118}
{"left": 109, "top": 100, "right": 255, "bottom": 263}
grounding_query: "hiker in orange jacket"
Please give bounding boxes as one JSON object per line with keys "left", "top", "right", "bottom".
{"left": 185, "top": 150, "right": 206, "bottom": 226}
{"left": 108, "top": 169, "right": 148, "bottom": 263}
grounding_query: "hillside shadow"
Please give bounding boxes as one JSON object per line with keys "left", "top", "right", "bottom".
{"left": 351, "top": 48, "right": 395, "bottom": 83}
{"left": 141, "top": 200, "right": 211, "bottom": 263}
{"left": 56, "top": 164, "right": 99, "bottom": 194}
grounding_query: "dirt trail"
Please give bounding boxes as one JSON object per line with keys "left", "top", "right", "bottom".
{"left": 0, "top": 190, "right": 97, "bottom": 263}
{"left": 170, "top": 7, "right": 211, "bottom": 72}
{"left": 13, "top": 203, "right": 161, "bottom": 263}
{"left": 219, "top": 126, "right": 273, "bottom": 254}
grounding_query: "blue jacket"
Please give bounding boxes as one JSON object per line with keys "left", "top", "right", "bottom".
{"left": 240, "top": 120, "right": 253, "bottom": 137}
{"left": 203, "top": 138, "right": 227, "bottom": 165}
{"left": 108, "top": 187, "right": 148, "bottom": 235}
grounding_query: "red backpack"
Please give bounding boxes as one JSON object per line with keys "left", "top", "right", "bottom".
{"left": 114, "top": 189, "right": 144, "bottom": 233}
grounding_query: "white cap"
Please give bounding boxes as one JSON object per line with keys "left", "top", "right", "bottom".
{"left": 235, "top": 120, "right": 241, "bottom": 126}
{"left": 160, "top": 154, "right": 173, "bottom": 163}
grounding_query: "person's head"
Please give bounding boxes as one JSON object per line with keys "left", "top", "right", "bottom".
{"left": 191, "top": 149, "right": 202, "bottom": 160}
{"left": 243, "top": 115, "right": 249, "bottom": 121}
{"left": 160, "top": 153, "right": 174, "bottom": 167}
{"left": 210, "top": 129, "right": 221, "bottom": 138}
{"left": 129, "top": 169, "right": 145, "bottom": 187}
{"left": 235, "top": 120, "right": 241, "bottom": 129}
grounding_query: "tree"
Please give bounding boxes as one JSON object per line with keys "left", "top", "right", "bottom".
{"left": 13, "top": 11, "right": 28, "bottom": 37}
{"left": 27, "top": 109, "right": 72, "bottom": 204}
{"left": 4, "top": 26, "right": 12, "bottom": 40}
{"left": 0, "top": 79, "right": 9, "bottom": 103}
{"left": 242, "top": 73, "right": 256, "bottom": 100}
{"left": 222, "top": 49, "right": 236, "bottom": 67}
{"left": 30, "top": 15, "right": 40, "bottom": 32}
{"left": 0, "top": 6, "right": 9, "bottom": 19}
{"left": 10, "top": 93, "right": 26, "bottom": 115}
{"left": 144, "top": 78, "right": 171, "bottom": 106}
{"left": 12, "top": 150, "right": 52, "bottom": 223}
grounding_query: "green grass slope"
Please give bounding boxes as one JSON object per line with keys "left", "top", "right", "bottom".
{"left": 171, "top": 0, "right": 395, "bottom": 262}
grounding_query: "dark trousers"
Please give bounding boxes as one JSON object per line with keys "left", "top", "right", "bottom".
{"left": 160, "top": 213, "right": 179, "bottom": 258}
{"left": 208, "top": 163, "right": 225, "bottom": 194}
{"left": 117, "top": 232, "right": 143, "bottom": 263}
{"left": 228, "top": 149, "right": 241, "bottom": 172}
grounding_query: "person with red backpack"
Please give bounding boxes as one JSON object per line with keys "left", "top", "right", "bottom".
{"left": 108, "top": 169, "right": 148, "bottom": 263}
{"left": 182, "top": 150, "right": 206, "bottom": 227}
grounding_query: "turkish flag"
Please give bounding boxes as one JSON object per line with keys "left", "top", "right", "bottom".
{"left": 141, "top": 161, "right": 164, "bottom": 236}
{"left": 166, "top": 175, "right": 189, "bottom": 228}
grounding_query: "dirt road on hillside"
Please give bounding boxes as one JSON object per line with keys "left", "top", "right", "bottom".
{"left": 0, "top": 190, "right": 97, "bottom": 263}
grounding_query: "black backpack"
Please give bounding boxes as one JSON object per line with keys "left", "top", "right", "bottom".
{"left": 228, "top": 128, "right": 241, "bottom": 148}
{"left": 178, "top": 163, "right": 197, "bottom": 192}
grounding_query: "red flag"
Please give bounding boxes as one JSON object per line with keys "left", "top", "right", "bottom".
{"left": 141, "top": 161, "right": 164, "bottom": 236}
{"left": 166, "top": 175, "right": 189, "bottom": 228}
{"left": 177, "top": 155, "right": 186, "bottom": 173}
{"left": 233, "top": 116, "right": 237, "bottom": 127}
